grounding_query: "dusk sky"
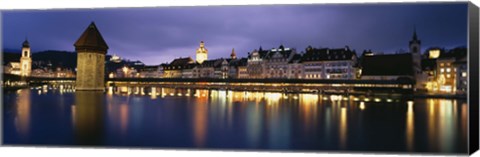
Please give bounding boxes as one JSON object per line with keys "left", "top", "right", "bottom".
{"left": 2, "top": 3, "right": 468, "bottom": 65}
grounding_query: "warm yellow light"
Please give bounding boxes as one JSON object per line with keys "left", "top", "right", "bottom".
{"left": 429, "top": 49, "right": 440, "bottom": 59}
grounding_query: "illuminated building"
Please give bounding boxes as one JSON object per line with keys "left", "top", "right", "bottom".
{"left": 288, "top": 54, "right": 303, "bottom": 79}
{"left": 436, "top": 58, "right": 456, "bottom": 93}
{"left": 228, "top": 58, "right": 248, "bottom": 78}
{"left": 139, "top": 65, "right": 163, "bottom": 78}
{"left": 428, "top": 49, "right": 441, "bottom": 59}
{"left": 74, "top": 22, "right": 109, "bottom": 91}
{"left": 247, "top": 47, "right": 269, "bottom": 78}
{"left": 4, "top": 62, "right": 21, "bottom": 75}
{"left": 301, "top": 46, "right": 357, "bottom": 79}
{"left": 264, "top": 45, "right": 296, "bottom": 78}
{"left": 196, "top": 41, "right": 208, "bottom": 64}
{"left": 20, "top": 39, "right": 32, "bottom": 76}
{"left": 162, "top": 57, "right": 195, "bottom": 78}
{"left": 454, "top": 57, "right": 467, "bottom": 94}
{"left": 110, "top": 54, "right": 122, "bottom": 63}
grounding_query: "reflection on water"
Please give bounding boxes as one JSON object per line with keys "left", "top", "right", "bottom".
{"left": 74, "top": 91, "right": 105, "bottom": 145}
{"left": 15, "top": 89, "right": 31, "bottom": 139}
{"left": 2, "top": 87, "right": 468, "bottom": 153}
{"left": 406, "top": 101, "right": 414, "bottom": 151}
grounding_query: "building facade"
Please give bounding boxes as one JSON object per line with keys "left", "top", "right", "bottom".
{"left": 247, "top": 48, "right": 268, "bottom": 79}
{"left": 302, "top": 46, "right": 357, "bottom": 79}
{"left": 264, "top": 45, "right": 296, "bottom": 78}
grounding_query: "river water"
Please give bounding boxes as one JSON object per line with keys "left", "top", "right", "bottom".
{"left": 2, "top": 87, "right": 468, "bottom": 154}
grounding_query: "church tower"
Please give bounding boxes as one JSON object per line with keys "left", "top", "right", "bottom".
{"left": 409, "top": 27, "right": 422, "bottom": 74}
{"left": 196, "top": 41, "right": 208, "bottom": 64}
{"left": 74, "top": 22, "right": 109, "bottom": 91}
{"left": 20, "top": 39, "right": 32, "bottom": 76}
{"left": 230, "top": 48, "right": 237, "bottom": 59}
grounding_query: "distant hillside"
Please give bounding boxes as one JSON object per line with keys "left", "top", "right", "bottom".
{"left": 2, "top": 50, "right": 145, "bottom": 73}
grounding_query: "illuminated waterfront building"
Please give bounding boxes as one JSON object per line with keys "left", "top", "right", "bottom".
{"left": 162, "top": 57, "right": 195, "bottom": 78}
{"left": 4, "top": 62, "right": 21, "bottom": 75}
{"left": 287, "top": 54, "right": 303, "bottom": 79}
{"left": 196, "top": 41, "right": 208, "bottom": 64}
{"left": 228, "top": 58, "right": 248, "bottom": 78}
{"left": 454, "top": 57, "right": 467, "bottom": 94}
{"left": 264, "top": 45, "right": 296, "bottom": 78}
{"left": 436, "top": 57, "right": 457, "bottom": 93}
{"left": 301, "top": 46, "right": 357, "bottom": 79}
{"left": 20, "top": 39, "right": 32, "bottom": 76}
{"left": 74, "top": 22, "right": 109, "bottom": 91}
{"left": 247, "top": 47, "right": 269, "bottom": 78}
{"left": 139, "top": 65, "right": 163, "bottom": 78}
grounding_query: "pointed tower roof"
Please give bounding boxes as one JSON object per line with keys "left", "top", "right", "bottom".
{"left": 230, "top": 48, "right": 237, "bottom": 59}
{"left": 409, "top": 26, "right": 421, "bottom": 45}
{"left": 22, "top": 38, "right": 30, "bottom": 48}
{"left": 74, "top": 22, "right": 109, "bottom": 53}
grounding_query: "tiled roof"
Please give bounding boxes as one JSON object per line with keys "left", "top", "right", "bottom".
{"left": 74, "top": 22, "right": 109, "bottom": 52}
{"left": 170, "top": 57, "right": 194, "bottom": 66}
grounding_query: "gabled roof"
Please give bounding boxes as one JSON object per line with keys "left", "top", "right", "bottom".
{"left": 362, "top": 53, "right": 414, "bottom": 76}
{"left": 74, "top": 22, "right": 109, "bottom": 52}
{"left": 170, "top": 57, "right": 194, "bottom": 66}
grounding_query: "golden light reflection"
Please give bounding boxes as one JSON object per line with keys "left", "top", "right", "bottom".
{"left": 193, "top": 103, "right": 208, "bottom": 147}
{"left": 406, "top": 100, "right": 414, "bottom": 151}
{"left": 359, "top": 102, "right": 365, "bottom": 110}
{"left": 151, "top": 87, "right": 157, "bottom": 99}
{"left": 339, "top": 107, "right": 347, "bottom": 149}
{"left": 74, "top": 91, "right": 104, "bottom": 145}
{"left": 15, "top": 89, "right": 31, "bottom": 138}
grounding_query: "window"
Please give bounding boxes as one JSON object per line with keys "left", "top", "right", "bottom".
{"left": 447, "top": 74, "right": 451, "bottom": 78}
{"left": 440, "top": 68, "right": 445, "bottom": 73}
{"left": 462, "top": 72, "right": 467, "bottom": 77}
{"left": 446, "top": 68, "right": 451, "bottom": 73}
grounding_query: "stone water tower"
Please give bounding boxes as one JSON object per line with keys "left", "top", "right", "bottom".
{"left": 74, "top": 22, "right": 109, "bottom": 91}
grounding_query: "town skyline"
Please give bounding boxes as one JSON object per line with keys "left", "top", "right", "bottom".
{"left": 2, "top": 3, "right": 468, "bottom": 65}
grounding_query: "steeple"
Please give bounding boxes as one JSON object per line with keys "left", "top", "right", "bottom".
{"left": 230, "top": 48, "right": 237, "bottom": 59}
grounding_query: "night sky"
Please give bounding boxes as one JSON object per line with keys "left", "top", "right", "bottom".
{"left": 2, "top": 3, "right": 468, "bottom": 65}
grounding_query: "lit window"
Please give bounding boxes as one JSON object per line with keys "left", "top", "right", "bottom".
{"left": 446, "top": 68, "right": 451, "bottom": 72}
{"left": 440, "top": 68, "right": 445, "bottom": 73}
{"left": 447, "top": 74, "right": 451, "bottom": 78}
{"left": 462, "top": 72, "right": 467, "bottom": 77}
{"left": 440, "top": 63, "right": 445, "bottom": 67}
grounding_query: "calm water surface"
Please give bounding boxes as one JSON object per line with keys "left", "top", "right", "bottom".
{"left": 3, "top": 87, "right": 468, "bottom": 154}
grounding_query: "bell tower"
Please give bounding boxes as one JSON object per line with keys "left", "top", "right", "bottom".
{"left": 74, "top": 22, "right": 109, "bottom": 91}
{"left": 196, "top": 41, "right": 208, "bottom": 64}
{"left": 20, "top": 39, "right": 32, "bottom": 76}
{"left": 409, "top": 27, "right": 422, "bottom": 73}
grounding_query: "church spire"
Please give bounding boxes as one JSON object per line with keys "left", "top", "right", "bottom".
{"left": 230, "top": 48, "right": 237, "bottom": 59}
